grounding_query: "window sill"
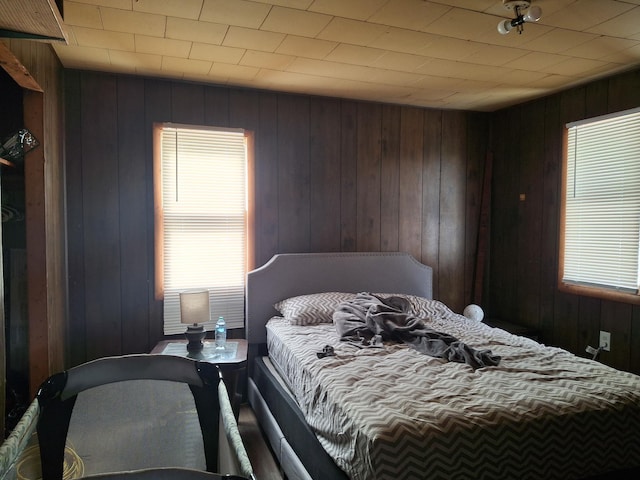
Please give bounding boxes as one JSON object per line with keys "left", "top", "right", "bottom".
{"left": 559, "top": 282, "right": 640, "bottom": 305}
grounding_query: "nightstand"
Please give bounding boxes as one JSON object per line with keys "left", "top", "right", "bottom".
{"left": 151, "top": 339, "right": 247, "bottom": 415}
{"left": 484, "top": 318, "right": 540, "bottom": 342}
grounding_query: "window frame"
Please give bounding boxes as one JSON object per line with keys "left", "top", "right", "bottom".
{"left": 558, "top": 108, "right": 640, "bottom": 305}
{"left": 152, "top": 122, "right": 255, "bottom": 331}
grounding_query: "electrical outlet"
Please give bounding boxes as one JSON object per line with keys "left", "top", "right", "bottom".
{"left": 599, "top": 330, "right": 611, "bottom": 352}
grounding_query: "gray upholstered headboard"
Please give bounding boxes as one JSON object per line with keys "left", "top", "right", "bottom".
{"left": 245, "top": 252, "right": 433, "bottom": 345}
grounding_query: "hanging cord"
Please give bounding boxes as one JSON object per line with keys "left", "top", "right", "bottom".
{"left": 585, "top": 345, "right": 604, "bottom": 361}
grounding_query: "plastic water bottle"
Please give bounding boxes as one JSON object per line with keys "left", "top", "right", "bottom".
{"left": 215, "top": 316, "right": 227, "bottom": 349}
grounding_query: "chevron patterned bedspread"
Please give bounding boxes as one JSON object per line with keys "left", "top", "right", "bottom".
{"left": 266, "top": 298, "right": 640, "bottom": 480}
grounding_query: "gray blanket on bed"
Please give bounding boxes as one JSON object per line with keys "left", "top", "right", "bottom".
{"left": 333, "top": 293, "right": 500, "bottom": 369}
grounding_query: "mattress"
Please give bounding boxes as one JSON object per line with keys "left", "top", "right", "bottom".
{"left": 265, "top": 297, "right": 640, "bottom": 480}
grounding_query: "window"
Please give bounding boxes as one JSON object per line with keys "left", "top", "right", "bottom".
{"left": 154, "top": 123, "right": 253, "bottom": 334}
{"left": 560, "top": 107, "right": 640, "bottom": 303}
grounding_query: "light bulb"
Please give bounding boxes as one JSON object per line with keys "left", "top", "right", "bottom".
{"left": 524, "top": 5, "right": 542, "bottom": 22}
{"left": 497, "top": 19, "right": 513, "bottom": 35}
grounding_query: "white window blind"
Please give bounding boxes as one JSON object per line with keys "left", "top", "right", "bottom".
{"left": 159, "top": 125, "right": 247, "bottom": 334}
{"left": 563, "top": 107, "right": 640, "bottom": 293}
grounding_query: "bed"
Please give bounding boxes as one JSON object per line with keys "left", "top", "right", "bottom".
{"left": 245, "top": 252, "right": 640, "bottom": 480}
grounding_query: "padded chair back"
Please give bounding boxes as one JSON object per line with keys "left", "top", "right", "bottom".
{"left": 36, "top": 354, "right": 254, "bottom": 480}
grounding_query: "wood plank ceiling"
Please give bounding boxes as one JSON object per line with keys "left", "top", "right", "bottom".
{"left": 0, "top": 0, "right": 66, "bottom": 42}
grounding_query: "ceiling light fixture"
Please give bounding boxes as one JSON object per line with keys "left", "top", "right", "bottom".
{"left": 497, "top": 0, "right": 542, "bottom": 35}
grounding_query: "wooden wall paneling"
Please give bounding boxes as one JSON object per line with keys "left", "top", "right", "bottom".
{"left": 516, "top": 101, "right": 544, "bottom": 330}
{"left": 355, "top": 102, "right": 382, "bottom": 252}
{"left": 229, "top": 88, "right": 260, "bottom": 130}
{"left": 254, "top": 93, "right": 278, "bottom": 267}
{"left": 551, "top": 86, "right": 586, "bottom": 351}
{"left": 559, "top": 85, "right": 586, "bottom": 123}
{"left": 483, "top": 67, "right": 640, "bottom": 371}
{"left": 489, "top": 108, "right": 520, "bottom": 321}
{"left": 144, "top": 79, "right": 172, "bottom": 344}
{"left": 631, "top": 307, "right": 640, "bottom": 374}
{"left": 7, "top": 40, "right": 66, "bottom": 393}
{"left": 551, "top": 256, "right": 575, "bottom": 349}
{"left": 23, "top": 89, "right": 49, "bottom": 394}
{"left": 380, "top": 104, "right": 400, "bottom": 252}
{"left": 171, "top": 82, "right": 205, "bottom": 125}
{"left": 276, "top": 94, "right": 310, "bottom": 253}
{"left": 421, "top": 109, "right": 442, "bottom": 299}
{"left": 608, "top": 69, "right": 640, "bottom": 114}
{"left": 438, "top": 110, "right": 467, "bottom": 312}
{"left": 64, "top": 70, "right": 86, "bottom": 367}
{"left": 145, "top": 80, "right": 174, "bottom": 125}
{"left": 204, "top": 86, "right": 230, "bottom": 127}
{"left": 487, "top": 111, "right": 504, "bottom": 316}
{"left": 117, "top": 76, "right": 150, "bottom": 354}
{"left": 464, "top": 113, "right": 487, "bottom": 305}
{"left": 398, "top": 107, "right": 423, "bottom": 261}
{"left": 0, "top": 181, "right": 4, "bottom": 434}
{"left": 309, "top": 97, "right": 341, "bottom": 253}
{"left": 539, "top": 94, "right": 561, "bottom": 343}
{"left": 552, "top": 291, "right": 579, "bottom": 352}
{"left": 228, "top": 88, "right": 265, "bottom": 268}
{"left": 62, "top": 72, "right": 502, "bottom": 367}
{"left": 28, "top": 41, "right": 66, "bottom": 381}
{"left": 80, "top": 72, "right": 122, "bottom": 360}
{"left": 42, "top": 44, "right": 66, "bottom": 381}
{"left": 340, "top": 101, "right": 358, "bottom": 252}
{"left": 584, "top": 80, "right": 609, "bottom": 119}
{"left": 600, "top": 301, "right": 632, "bottom": 371}
{"left": 578, "top": 296, "right": 601, "bottom": 356}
